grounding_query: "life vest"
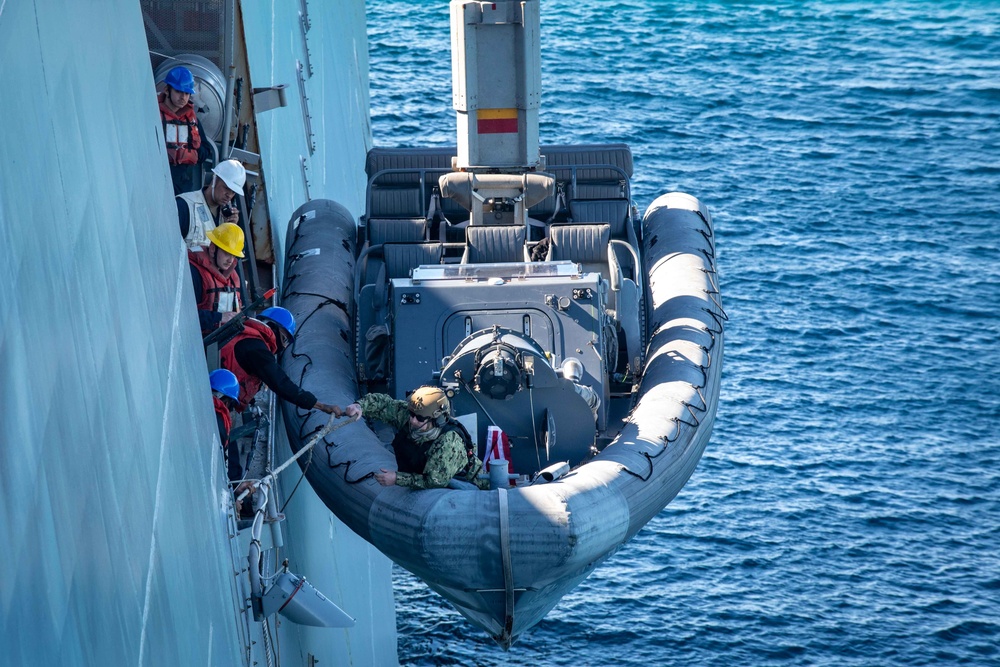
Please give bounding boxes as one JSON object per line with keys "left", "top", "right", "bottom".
{"left": 178, "top": 189, "right": 216, "bottom": 251}
{"left": 391, "top": 420, "right": 478, "bottom": 479}
{"left": 213, "top": 395, "right": 232, "bottom": 440}
{"left": 219, "top": 318, "right": 278, "bottom": 412}
{"left": 158, "top": 92, "right": 201, "bottom": 165}
{"left": 189, "top": 249, "right": 242, "bottom": 329}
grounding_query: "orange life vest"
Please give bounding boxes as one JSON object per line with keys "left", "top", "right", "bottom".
{"left": 189, "top": 249, "right": 242, "bottom": 330}
{"left": 213, "top": 395, "right": 232, "bottom": 439}
{"left": 219, "top": 318, "right": 277, "bottom": 412}
{"left": 158, "top": 92, "right": 201, "bottom": 165}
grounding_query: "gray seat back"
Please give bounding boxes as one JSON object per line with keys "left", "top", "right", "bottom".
{"left": 367, "top": 218, "right": 427, "bottom": 245}
{"left": 546, "top": 224, "right": 621, "bottom": 309}
{"left": 384, "top": 242, "right": 443, "bottom": 279}
{"left": 568, "top": 199, "right": 630, "bottom": 237}
{"left": 546, "top": 223, "right": 610, "bottom": 263}
{"left": 461, "top": 225, "right": 527, "bottom": 264}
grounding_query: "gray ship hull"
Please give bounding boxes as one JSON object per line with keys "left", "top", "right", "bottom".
{"left": 2, "top": 1, "right": 397, "bottom": 664}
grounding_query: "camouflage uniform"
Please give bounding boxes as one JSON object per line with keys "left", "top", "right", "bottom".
{"left": 357, "top": 393, "right": 489, "bottom": 490}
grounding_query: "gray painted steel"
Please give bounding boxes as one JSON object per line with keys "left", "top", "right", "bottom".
{"left": 1, "top": 1, "right": 395, "bottom": 665}
{"left": 0, "top": 2, "right": 246, "bottom": 663}
{"left": 280, "top": 187, "right": 724, "bottom": 646}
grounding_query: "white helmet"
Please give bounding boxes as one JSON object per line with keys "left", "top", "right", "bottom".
{"left": 561, "top": 357, "right": 584, "bottom": 383}
{"left": 212, "top": 159, "right": 246, "bottom": 192}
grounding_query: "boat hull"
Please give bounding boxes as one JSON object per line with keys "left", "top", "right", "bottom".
{"left": 280, "top": 191, "right": 723, "bottom": 646}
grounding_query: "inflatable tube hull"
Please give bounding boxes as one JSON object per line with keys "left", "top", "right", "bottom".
{"left": 280, "top": 192, "right": 724, "bottom": 646}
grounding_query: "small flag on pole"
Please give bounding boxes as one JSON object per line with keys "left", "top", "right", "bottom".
{"left": 485, "top": 425, "right": 513, "bottom": 480}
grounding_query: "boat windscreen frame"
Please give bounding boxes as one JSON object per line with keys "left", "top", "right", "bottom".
{"left": 410, "top": 260, "right": 580, "bottom": 282}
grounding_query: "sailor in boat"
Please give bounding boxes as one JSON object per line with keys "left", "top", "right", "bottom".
{"left": 219, "top": 306, "right": 338, "bottom": 416}
{"left": 189, "top": 222, "right": 244, "bottom": 335}
{"left": 157, "top": 65, "right": 210, "bottom": 195}
{"left": 334, "top": 387, "right": 490, "bottom": 490}
{"left": 561, "top": 357, "right": 600, "bottom": 416}
{"left": 177, "top": 158, "right": 244, "bottom": 251}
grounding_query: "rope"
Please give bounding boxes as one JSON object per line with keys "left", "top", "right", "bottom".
{"left": 262, "top": 616, "right": 275, "bottom": 667}
{"left": 237, "top": 414, "right": 358, "bottom": 503}
{"left": 498, "top": 487, "right": 515, "bottom": 642}
{"left": 621, "top": 451, "right": 656, "bottom": 482}
{"left": 324, "top": 449, "right": 377, "bottom": 484}
{"left": 279, "top": 444, "right": 312, "bottom": 514}
{"left": 528, "top": 381, "right": 542, "bottom": 471}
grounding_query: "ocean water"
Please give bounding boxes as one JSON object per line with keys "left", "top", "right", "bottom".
{"left": 366, "top": 1, "right": 1000, "bottom": 664}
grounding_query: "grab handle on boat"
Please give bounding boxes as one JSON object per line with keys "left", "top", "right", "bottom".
{"left": 532, "top": 461, "right": 570, "bottom": 484}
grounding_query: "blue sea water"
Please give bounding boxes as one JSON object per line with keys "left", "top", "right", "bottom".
{"left": 366, "top": 1, "right": 1000, "bottom": 664}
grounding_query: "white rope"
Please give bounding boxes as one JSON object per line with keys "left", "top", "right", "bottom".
{"left": 236, "top": 415, "right": 358, "bottom": 502}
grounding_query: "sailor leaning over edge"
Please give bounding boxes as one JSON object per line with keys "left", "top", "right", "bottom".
{"left": 333, "top": 387, "right": 490, "bottom": 491}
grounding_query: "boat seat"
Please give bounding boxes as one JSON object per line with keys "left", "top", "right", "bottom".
{"left": 541, "top": 144, "right": 634, "bottom": 181}
{"left": 461, "top": 225, "right": 528, "bottom": 264}
{"left": 367, "top": 187, "right": 425, "bottom": 219}
{"left": 384, "top": 242, "right": 443, "bottom": 280}
{"left": 546, "top": 223, "right": 611, "bottom": 264}
{"left": 546, "top": 222, "right": 621, "bottom": 302}
{"left": 365, "top": 146, "right": 454, "bottom": 185}
{"left": 357, "top": 242, "right": 443, "bottom": 382}
{"left": 568, "top": 199, "right": 630, "bottom": 237}
{"left": 357, "top": 242, "right": 442, "bottom": 319}
{"left": 366, "top": 217, "right": 427, "bottom": 246}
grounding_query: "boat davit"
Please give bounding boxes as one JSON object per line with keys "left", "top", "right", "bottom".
{"left": 278, "top": 0, "right": 724, "bottom": 647}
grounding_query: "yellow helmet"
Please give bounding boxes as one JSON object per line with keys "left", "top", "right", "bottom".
{"left": 206, "top": 222, "right": 246, "bottom": 258}
{"left": 407, "top": 386, "right": 450, "bottom": 420}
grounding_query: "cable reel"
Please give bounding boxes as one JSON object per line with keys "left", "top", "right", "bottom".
{"left": 472, "top": 328, "right": 524, "bottom": 400}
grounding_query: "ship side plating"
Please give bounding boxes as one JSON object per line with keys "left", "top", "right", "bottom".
{"left": 2, "top": 0, "right": 396, "bottom": 664}
{"left": 1, "top": 1, "right": 246, "bottom": 663}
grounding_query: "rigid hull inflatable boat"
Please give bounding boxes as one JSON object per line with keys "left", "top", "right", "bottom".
{"left": 278, "top": 0, "right": 724, "bottom": 647}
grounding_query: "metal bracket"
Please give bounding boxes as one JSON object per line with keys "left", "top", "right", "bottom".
{"left": 228, "top": 146, "right": 261, "bottom": 166}
{"left": 296, "top": 61, "right": 315, "bottom": 154}
{"left": 300, "top": 156, "right": 311, "bottom": 201}
{"left": 299, "top": 4, "right": 314, "bottom": 78}
{"left": 252, "top": 85, "right": 288, "bottom": 113}
{"left": 299, "top": 0, "right": 311, "bottom": 32}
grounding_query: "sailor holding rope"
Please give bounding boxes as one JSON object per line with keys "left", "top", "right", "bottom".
{"left": 334, "top": 387, "right": 489, "bottom": 490}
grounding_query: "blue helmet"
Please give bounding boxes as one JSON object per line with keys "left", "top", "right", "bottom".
{"left": 164, "top": 66, "right": 196, "bottom": 94}
{"left": 260, "top": 307, "right": 297, "bottom": 338}
{"left": 209, "top": 369, "right": 240, "bottom": 401}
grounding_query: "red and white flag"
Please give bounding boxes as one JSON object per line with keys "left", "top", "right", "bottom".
{"left": 485, "top": 425, "right": 512, "bottom": 473}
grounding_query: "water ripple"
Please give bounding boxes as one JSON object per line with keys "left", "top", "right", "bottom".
{"left": 369, "top": 1, "right": 1000, "bottom": 664}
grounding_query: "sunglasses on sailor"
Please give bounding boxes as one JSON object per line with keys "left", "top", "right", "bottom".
{"left": 408, "top": 411, "right": 431, "bottom": 424}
